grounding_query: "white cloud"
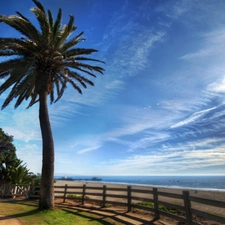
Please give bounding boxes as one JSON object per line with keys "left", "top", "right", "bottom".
{"left": 2, "top": 106, "right": 41, "bottom": 142}
{"left": 77, "top": 145, "right": 102, "bottom": 154}
{"left": 207, "top": 76, "right": 225, "bottom": 93}
{"left": 180, "top": 29, "right": 225, "bottom": 61}
{"left": 170, "top": 107, "right": 217, "bottom": 129}
{"left": 98, "top": 141, "right": 225, "bottom": 175}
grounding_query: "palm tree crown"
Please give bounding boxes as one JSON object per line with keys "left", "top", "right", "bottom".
{"left": 0, "top": 0, "right": 104, "bottom": 109}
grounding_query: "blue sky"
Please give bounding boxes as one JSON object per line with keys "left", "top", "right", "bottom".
{"left": 1, "top": 0, "right": 225, "bottom": 176}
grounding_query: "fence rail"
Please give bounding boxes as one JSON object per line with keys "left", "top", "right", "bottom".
{"left": 0, "top": 183, "right": 225, "bottom": 225}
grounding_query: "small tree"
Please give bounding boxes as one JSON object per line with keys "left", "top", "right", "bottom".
{"left": 1, "top": 158, "right": 35, "bottom": 184}
{"left": 0, "top": 128, "right": 17, "bottom": 182}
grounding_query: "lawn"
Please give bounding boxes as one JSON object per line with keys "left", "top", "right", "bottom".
{"left": 0, "top": 199, "right": 123, "bottom": 225}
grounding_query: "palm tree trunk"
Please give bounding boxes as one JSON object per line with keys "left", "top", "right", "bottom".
{"left": 38, "top": 89, "right": 54, "bottom": 210}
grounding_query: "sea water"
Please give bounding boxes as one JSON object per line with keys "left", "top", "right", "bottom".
{"left": 55, "top": 175, "right": 225, "bottom": 190}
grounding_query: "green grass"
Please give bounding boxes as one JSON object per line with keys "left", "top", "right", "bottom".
{"left": 0, "top": 199, "right": 122, "bottom": 225}
{"left": 137, "top": 201, "right": 176, "bottom": 213}
{"left": 66, "top": 194, "right": 82, "bottom": 199}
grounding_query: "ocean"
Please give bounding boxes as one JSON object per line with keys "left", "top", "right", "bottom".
{"left": 55, "top": 175, "right": 225, "bottom": 190}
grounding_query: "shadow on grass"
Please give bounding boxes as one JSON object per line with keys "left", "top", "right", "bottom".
{"left": 0, "top": 199, "right": 159, "bottom": 225}
{"left": 57, "top": 203, "right": 159, "bottom": 225}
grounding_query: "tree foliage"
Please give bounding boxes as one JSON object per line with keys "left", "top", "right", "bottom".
{"left": 0, "top": 128, "right": 17, "bottom": 167}
{"left": 0, "top": 128, "right": 35, "bottom": 184}
{"left": 1, "top": 158, "right": 35, "bottom": 184}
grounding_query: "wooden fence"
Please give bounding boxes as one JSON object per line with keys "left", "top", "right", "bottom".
{"left": 0, "top": 183, "right": 225, "bottom": 225}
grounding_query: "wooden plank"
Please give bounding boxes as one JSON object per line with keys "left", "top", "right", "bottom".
{"left": 183, "top": 191, "right": 192, "bottom": 225}
{"left": 65, "top": 191, "right": 82, "bottom": 195}
{"left": 85, "top": 186, "right": 103, "bottom": 190}
{"left": 153, "top": 188, "right": 160, "bottom": 219}
{"left": 102, "top": 185, "right": 106, "bottom": 207}
{"left": 65, "top": 186, "right": 83, "bottom": 189}
{"left": 189, "top": 196, "right": 225, "bottom": 208}
{"left": 106, "top": 194, "right": 127, "bottom": 199}
{"left": 191, "top": 208, "right": 225, "bottom": 224}
{"left": 54, "top": 185, "right": 68, "bottom": 188}
{"left": 127, "top": 186, "right": 132, "bottom": 212}
{"left": 158, "top": 191, "right": 183, "bottom": 199}
{"left": 106, "top": 187, "right": 127, "bottom": 192}
{"left": 82, "top": 184, "right": 86, "bottom": 205}
{"left": 54, "top": 191, "right": 66, "bottom": 194}
{"left": 131, "top": 189, "right": 154, "bottom": 194}
{"left": 63, "top": 184, "right": 67, "bottom": 203}
{"left": 85, "top": 193, "right": 103, "bottom": 197}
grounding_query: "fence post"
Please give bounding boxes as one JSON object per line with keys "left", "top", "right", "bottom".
{"left": 28, "top": 184, "right": 32, "bottom": 199}
{"left": 63, "top": 184, "right": 68, "bottom": 203}
{"left": 153, "top": 188, "right": 160, "bottom": 219}
{"left": 127, "top": 185, "right": 132, "bottom": 212}
{"left": 102, "top": 185, "right": 106, "bottom": 207}
{"left": 13, "top": 185, "right": 17, "bottom": 199}
{"left": 183, "top": 191, "right": 193, "bottom": 225}
{"left": 2, "top": 184, "right": 6, "bottom": 198}
{"left": 82, "top": 184, "right": 86, "bottom": 205}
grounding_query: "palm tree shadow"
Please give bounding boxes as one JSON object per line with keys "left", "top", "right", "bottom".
{"left": 0, "top": 209, "right": 40, "bottom": 221}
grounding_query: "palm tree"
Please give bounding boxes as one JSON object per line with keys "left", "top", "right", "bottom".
{"left": 0, "top": 0, "right": 104, "bottom": 209}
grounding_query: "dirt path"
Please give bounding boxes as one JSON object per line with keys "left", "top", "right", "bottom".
{"left": 0, "top": 215, "right": 22, "bottom": 225}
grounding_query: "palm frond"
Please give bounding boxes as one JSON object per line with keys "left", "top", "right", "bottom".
{"left": 27, "top": 93, "right": 39, "bottom": 108}
{"left": 66, "top": 77, "right": 82, "bottom": 94}
{"left": 65, "top": 63, "right": 97, "bottom": 77}
{"left": 66, "top": 61, "right": 104, "bottom": 74}
{"left": 48, "top": 10, "right": 54, "bottom": 29}
{"left": 0, "top": 49, "right": 19, "bottom": 56}
{"left": 32, "top": 0, "right": 46, "bottom": 13}
{"left": 0, "top": 15, "right": 41, "bottom": 42}
{"left": 53, "top": 72, "right": 67, "bottom": 103}
{"left": 16, "top": 11, "right": 29, "bottom": 22}
{"left": 74, "top": 56, "right": 105, "bottom": 64}
{"left": 69, "top": 70, "right": 94, "bottom": 88}
{"left": 64, "top": 48, "right": 98, "bottom": 58}
{"left": 0, "top": 38, "right": 39, "bottom": 54}
{"left": 30, "top": 7, "right": 50, "bottom": 40}
{"left": 1, "top": 85, "right": 16, "bottom": 109}
{"left": 61, "top": 31, "right": 85, "bottom": 52}
{"left": 50, "top": 85, "right": 54, "bottom": 104}
{"left": 52, "top": 8, "right": 62, "bottom": 40}
{"left": 55, "top": 15, "right": 76, "bottom": 48}
{"left": 0, "top": 59, "right": 33, "bottom": 96}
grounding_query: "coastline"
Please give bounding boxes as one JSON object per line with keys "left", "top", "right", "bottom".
{"left": 54, "top": 175, "right": 225, "bottom": 190}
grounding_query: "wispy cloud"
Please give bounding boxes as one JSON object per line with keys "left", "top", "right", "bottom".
{"left": 98, "top": 137, "right": 225, "bottom": 175}
{"left": 170, "top": 107, "right": 217, "bottom": 129}
{"left": 77, "top": 145, "right": 102, "bottom": 154}
{"left": 1, "top": 104, "right": 41, "bottom": 142}
{"left": 180, "top": 29, "right": 225, "bottom": 61}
